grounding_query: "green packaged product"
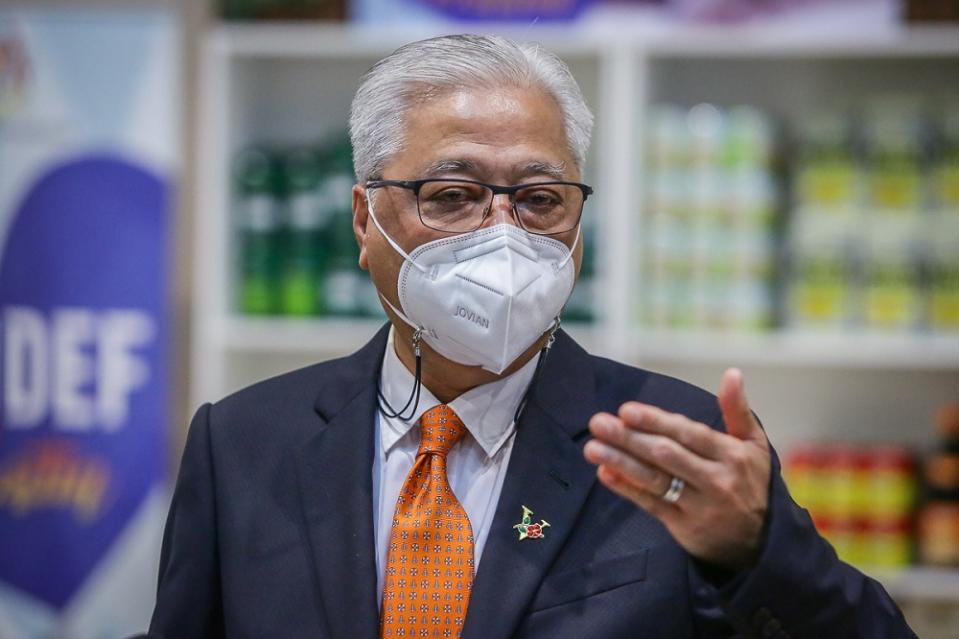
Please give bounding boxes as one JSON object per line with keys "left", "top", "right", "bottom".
{"left": 279, "top": 146, "right": 328, "bottom": 316}
{"left": 236, "top": 147, "right": 284, "bottom": 315}
{"left": 320, "top": 139, "right": 366, "bottom": 317}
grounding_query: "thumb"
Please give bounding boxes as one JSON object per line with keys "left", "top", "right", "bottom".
{"left": 718, "top": 368, "right": 766, "bottom": 447}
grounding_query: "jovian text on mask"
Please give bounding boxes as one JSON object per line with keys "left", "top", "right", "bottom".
{"left": 454, "top": 306, "right": 490, "bottom": 329}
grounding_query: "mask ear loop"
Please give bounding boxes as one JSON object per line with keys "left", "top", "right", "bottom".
{"left": 377, "top": 328, "right": 424, "bottom": 421}
{"left": 511, "top": 316, "right": 562, "bottom": 426}
{"left": 556, "top": 224, "right": 581, "bottom": 270}
{"left": 365, "top": 189, "right": 428, "bottom": 274}
{"left": 365, "top": 190, "right": 428, "bottom": 421}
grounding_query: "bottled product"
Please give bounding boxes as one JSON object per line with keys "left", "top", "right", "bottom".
{"left": 916, "top": 404, "right": 959, "bottom": 567}
{"left": 220, "top": 0, "right": 346, "bottom": 20}
{"left": 927, "top": 228, "right": 959, "bottom": 331}
{"left": 643, "top": 103, "right": 780, "bottom": 331}
{"left": 918, "top": 503, "right": 959, "bottom": 566}
{"left": 319, "top": 139, "right": 367, "bottom": 317}
{"left": 234, "top": 135, "right": 387, "bottom": 319}
{"left": 860, "top": 222, "right": 923, "bottom": 330}
{"left": 928, "top": 106, "right": 959, "bottom": 332}
{"left": 931, "top": 105, "right": 959, "bottom": 214}
{"left": 788, "top": 110, "right": 861, "bottom": 330}
{"left": 236, "top": 147, "right": 284, "bottom": 315}
{"left": 279, "top": 147, "right": 328, "bottom": 316}
{"left": 793, "top": 110, "right": 861, "bottom": 219}
{"left": 787, "top": 216, "right": 856, "bottom": 329}
{"left": 784, "top": 442, "right": 916, "bottom": 568}
{"left": 862, "top": 98, "right": 926, "bottom": 218}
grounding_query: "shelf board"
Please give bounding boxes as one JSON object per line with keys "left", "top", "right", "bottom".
{"left": 643, "top": 25, "right": 959, "bottom": 58}
{"left": 209, "top": 21, "right": 959, "bottom": 60}
{"left": 210, "top": 23, "right": 606, "bottom": 59}
{"left": 871, "top": 566, "right": 959, "bottom": 602}
{"left": 221, "top": 315, "right": 388, "bottom": 353}
{"left": 219, "top": 317, "right": 959, "bottom": 370}
{"left": 630, "top": 329, "right": 959, "bottom": 370}
{"left": 219, "top": 316, "right": 606, "bottom": 356}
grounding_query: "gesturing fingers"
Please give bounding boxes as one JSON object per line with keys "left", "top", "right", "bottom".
{"left": 583, "top": 377, "right": 772, "bottom": 569}
{"left": 596, "top": 465, "right": 681, "bottom": 524}
{"left": 587, "top": 412, "right": 718, "bottom": 493}
{"left": 584, "top": 438, "right": 683, "bottom": 503}
{"left": 718, "top": 368, "right": 768, "bottom": 449}
{"left": 618, "top": 402, "right": 729, "bottom": 461}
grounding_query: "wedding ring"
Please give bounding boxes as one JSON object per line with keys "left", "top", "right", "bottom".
{"left": 662, "top": 477, "right": 685, "bottom": 504}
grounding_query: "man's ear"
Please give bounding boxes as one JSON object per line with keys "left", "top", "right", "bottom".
{"left": 352, "top": 184, "right": 370, "bottom": 270}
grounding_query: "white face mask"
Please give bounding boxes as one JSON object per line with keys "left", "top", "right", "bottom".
{"left": 367, "top": 191, "right": 579, "bottom": 374}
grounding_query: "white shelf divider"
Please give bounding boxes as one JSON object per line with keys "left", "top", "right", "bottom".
{"left": 630, "top": 329, "right": 959, "bottom": 370}
{"left": 872, "top": 566, "right": 959, "bottom": 603}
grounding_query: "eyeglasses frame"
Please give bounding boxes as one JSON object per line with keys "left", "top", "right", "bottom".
{"left": 365, "top": 177, "right": 593, "bottom": 236}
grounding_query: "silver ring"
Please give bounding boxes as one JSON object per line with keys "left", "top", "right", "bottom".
{"left": 662, "top": 477, "right": 684, "bottom": 504}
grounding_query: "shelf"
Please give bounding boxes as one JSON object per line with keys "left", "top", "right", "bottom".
{"left": 219, "top": 316, "right": 608, "bottom": 356}
{"left": 210, "top": 23, "right": 607, "bottom": 59}
{"left": 630, "top": 329, "right": 959, "bottom": 370}
{"left": 208, "top": 21, "right": 959, "bottom": 60}
{"left": 217, "top": 318, "right": 959, "bottom": 370}
{"left": 872, "top": 566, "right": 959, "bottom": 603}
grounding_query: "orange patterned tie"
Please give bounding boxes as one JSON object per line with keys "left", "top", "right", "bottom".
{"left": 380, "top": 405, "right": 475, "bottom": 639}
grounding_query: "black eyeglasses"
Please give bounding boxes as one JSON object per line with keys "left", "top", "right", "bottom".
{"left": 365, "top": 178, "right": 593, "bottom": 235}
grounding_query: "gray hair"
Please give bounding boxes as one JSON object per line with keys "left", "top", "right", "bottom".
{"left": 349, "top": 34, "right": 594, "bottom": 183}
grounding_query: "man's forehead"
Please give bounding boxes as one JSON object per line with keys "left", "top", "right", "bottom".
{"left": 419, "top": 158, "right": 568, "bottom": 181}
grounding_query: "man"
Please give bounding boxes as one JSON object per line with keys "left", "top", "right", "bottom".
{"left": 148, "top": 35, "right": 915, "bottom": 638}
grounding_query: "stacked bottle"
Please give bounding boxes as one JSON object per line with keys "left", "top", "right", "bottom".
{"left": 236, "top": 147, "right": 284, "bottom": 315}
{"left": 643, "top": 103, "right": 780, "bottom": 330}
{"left": 788, "top": 97, "right": 959, "bottom": 333}
{"left": 234, "top": 135, "right": 383, "bottom": 318}
{"left": 918, "top": 405, "right": 959, "bottom": 566}
{"left": 784, "top": 443, "right": 916, "bottom": 568}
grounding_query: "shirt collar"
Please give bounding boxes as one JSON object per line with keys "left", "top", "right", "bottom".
{"left": 378, "top": 327, "right": 539, "bottom": 459}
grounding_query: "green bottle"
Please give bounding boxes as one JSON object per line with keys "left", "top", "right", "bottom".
{"left": 279, "top": 147, "right": 328, "bottom": 316}
{"left": 321, "top": 139, "right": 366, "bottom": 317}
{"left": 236, "top": 147, "right": 283, "bottom": 315}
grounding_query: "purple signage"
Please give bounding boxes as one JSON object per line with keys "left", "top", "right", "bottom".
{"left": 0, "top": 155, "right": 169, "bottom": 609}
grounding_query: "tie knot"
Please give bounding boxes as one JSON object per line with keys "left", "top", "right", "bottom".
{"left": 418, "top": 405, "right": 467, "bottom": 457}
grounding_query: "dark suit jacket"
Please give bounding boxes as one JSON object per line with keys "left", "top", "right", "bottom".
{"left": 149, "top": 325, "right": 915, "bottom": 638}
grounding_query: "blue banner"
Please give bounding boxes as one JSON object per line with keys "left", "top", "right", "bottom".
{"left": 0, "top": 10, "right": 177, "bottom": 638}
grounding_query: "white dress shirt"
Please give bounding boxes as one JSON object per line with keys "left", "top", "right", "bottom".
{"left": 373, "top": 329, "right": 539, "bottom": 601}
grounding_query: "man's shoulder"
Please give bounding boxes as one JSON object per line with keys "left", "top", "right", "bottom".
{"left": 214, "top": 357, "right": 339, "bottom": 411}
{"left": 204, "top": 324, "right": 388, "bottom": 432}
{"left": 200, "top": 348, "right": 374, "bottom": 448}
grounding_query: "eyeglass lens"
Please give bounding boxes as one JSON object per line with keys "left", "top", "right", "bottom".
{"left": 416, "top": 180, "right": 584, "bottom": 234}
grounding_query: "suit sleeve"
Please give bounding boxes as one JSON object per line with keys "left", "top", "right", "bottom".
{"left": 149, "top": 403, "right": 226, "bottom": 639}
{"left": 688, "top": 417, "right": 917, "bottom": 639}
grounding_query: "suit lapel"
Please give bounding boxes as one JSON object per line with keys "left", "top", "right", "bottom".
{"left": 463, "top": 332, "right": 599, "bottom": 639}
{"left": 293, "top": 324, "right": 390, "bottom": 639}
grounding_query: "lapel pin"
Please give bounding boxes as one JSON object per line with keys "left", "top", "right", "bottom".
{"left": 513, "top": 505, "right": 550, "bottom": 540}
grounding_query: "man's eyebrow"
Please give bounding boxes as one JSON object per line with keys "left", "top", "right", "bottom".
{"left": 516, "top": 161, "right": 568, "bottom": 181}
{"left": 420, "top": 159, "right": 570, "bottom": 181}
{"left": 422, "top": 159, "right": 480, "bottom": 177}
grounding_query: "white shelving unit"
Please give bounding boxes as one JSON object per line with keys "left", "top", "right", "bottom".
{"left": 192, "top": 21, "right": 959, "bottom": 608}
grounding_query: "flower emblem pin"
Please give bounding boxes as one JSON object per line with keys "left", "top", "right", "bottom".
{"left": 513, "top": 505, "right": 550, "bottom": 540}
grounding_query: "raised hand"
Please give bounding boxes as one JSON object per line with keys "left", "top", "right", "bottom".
{"left": 583, "top": 368, "right": 771, "bottom": 569}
